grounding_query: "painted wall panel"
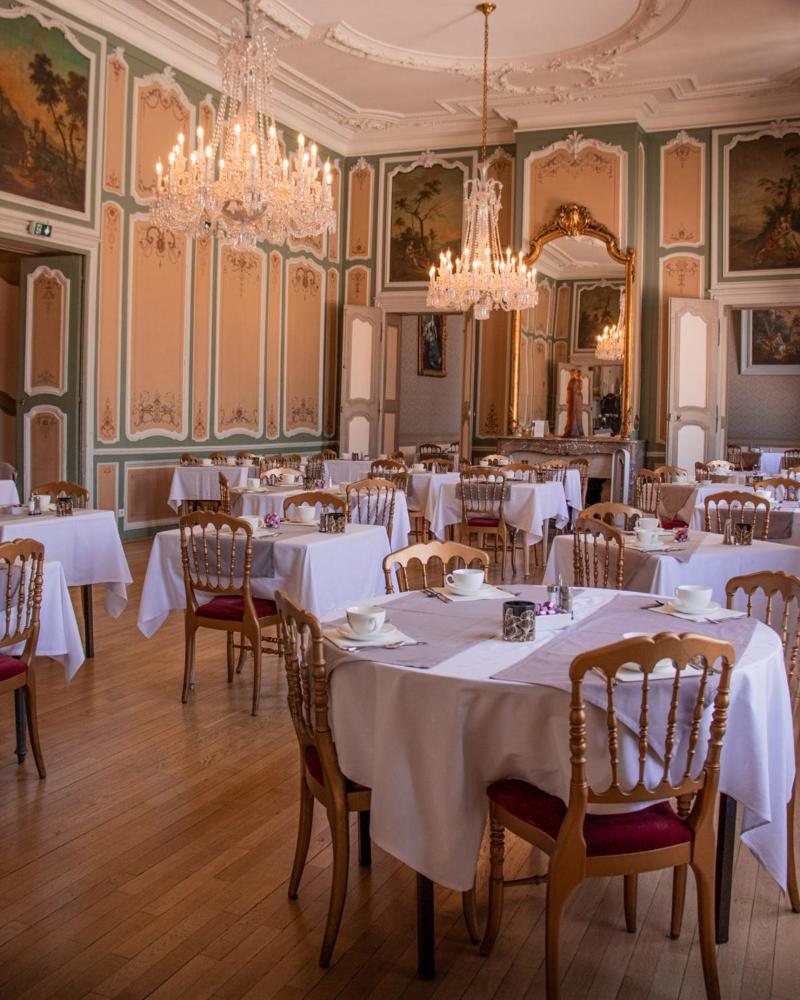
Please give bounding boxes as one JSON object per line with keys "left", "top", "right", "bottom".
{"left": 191, "top": 236, "right": 212, "bottom": 439}
{"left": 132, "top": 74, "right": 192, "bottom": 203}
{"left": 26, "top": 267, "right": 67, "bottom": 396}
{"left": 324, "top": 269, "right": 339, "bottom": 438}
{"left": 477, "top": 312, "right": 510, "bottom": 437}
{"left": 347, "top": 160, "right": 374, "bottom": 259}
{"left": 328, "top": 163, "right": 341, "bottom": 262}
{"left": 97, "top": 202, "right": 123, "bottom": 442}
{"left": 26, "top": 407, "right": 64, "bottom": 494}
{"left": 345, "top": 265, "right": 370, "bottom": 306}
{"left": 103, "top": 50, "right": 128, "bottom": 194}
{"left": 661, "top": 134, "right": 704, "bottom": 247}
{"left": 265, "top": 250, "right": 282, "bottom": 439}
{"left": 284, "top": 258, "right": 324, "bottom": 435}
{"left": 554, "top": 285, "right": 570, "bottom": 340}
{"left": 96, "top": 462, "right": 118, "bottom": 512}
{"left": 125, "top": 465, "right": 175, "bottom": 526}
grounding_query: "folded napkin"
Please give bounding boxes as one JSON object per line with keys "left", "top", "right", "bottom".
{"left": 323, "top": 626, "right": 418, "bottom": 651}
{"left": 647, "top": 603, "right": 747, "bottom": 623}
{"left": 431, "top": 584, "right": 511, "bottom": 602}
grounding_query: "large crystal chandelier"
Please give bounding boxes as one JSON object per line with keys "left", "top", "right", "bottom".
{"left": 151, "top": 0, "right": 335, "bottom": 249}
{"left": 595, "top": 288, "right": 626, "bottom": 362}
{"left": 427, "top": 3, "right": 537, "bottom": 321}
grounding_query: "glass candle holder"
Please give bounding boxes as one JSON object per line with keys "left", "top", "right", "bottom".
{"left": 502, "top": 600, "right": 536, "bottom": 642}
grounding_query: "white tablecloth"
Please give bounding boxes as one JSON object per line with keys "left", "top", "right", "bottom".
{"left": 690, "top": 503, "right": 800, "bottom": 546}
{"left": 326, "top": 586, "right": 794, "bottom": 893}
{"left": 325, "top": 459, "right": 373, "bottom": 485}
{"left": 760, "top": 452, "right": 784, "bottom": 476}
{"left": 546, "top": 531, "right": 800, "bottom": 605}
{"left": 232, "top": 486, "right": 412, "bottom": 553}
{"left": 660, "top": 483, "right": 756, "bottom": 525}
{"left": 4, "top": 561, "right": 85, "bottom": 680}
{"left": 167, "top": 465, "right": 257, "bottom": 511}
{"left": 428, "top": 480, "right": 569, "bottom": 544}
{"left": 0, "top": 509, "right": 131, "bottom": 617}
{"left": 138, "top": 522, "right": 390, "bottom": 637}
{"left": 0, "top": 481, "right": 19, "bottom": 506}
{"left": 406, "top": 472, "right": 461, "bottom": 520}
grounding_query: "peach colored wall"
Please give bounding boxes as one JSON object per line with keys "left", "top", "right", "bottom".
{"left": 328, "top": 164, "right": 341, "bottom": 262}
{"left": 554, "top": 285, "right": 570, "bottom": 340}
{"left": 103, "top": 53, "right": 128, "bottom": 194}
{"left": 191, "top": 236, "right": 212, "bottom": 439}
{"left": 528, "top": 146, "right": 623, "bottom": 239}
{"left": 347, "top": 163, "right": 373, "bottom": 259}
{"left": 477, "top": 311, "right": 510, "bottom": 437}
{"left": 0, "top": 277, "right": 18, "bottom": 466}
{"left": 28, "top": 270, "right": 66, "bottom": 394}
{"left": 216, "top": 247, "right": 264, "bottom": 436}
{"left": 97, "top": 202, "right": 122, "bottom": 442}
{"left": 661, "top": 140, "right": 704, "bottom": 246}
{"left": 125, "top": 465, "right": 175, "bottom": 524}
{"left": 265, "top": 250, "right": 282, "bottom": 439}
{"left": 28, "top": 409, "right": 63, "bottom": 489}
{"left": 133, "top": 78, "right": 191, "bottom": 202}
{"left": 96, "top": 462, "right": 118, "bottom": 512}
{"left": 345, "top": 265, "right": 370, "bottom": 306}
{"left": 324, "top": 269, "right": 339, "bottom": 438}
{"left": 284, "top": 259, "right": 324, "bottom": 434}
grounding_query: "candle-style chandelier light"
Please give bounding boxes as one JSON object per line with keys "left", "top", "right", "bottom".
{"left": 151, "top": 0, "right": 335, "bottom": 249}
{"left": 595, "top": 287, "right": 626, "bottom": 362}
{"left": 427, "top": 3, "right": 538, "bottom": 321}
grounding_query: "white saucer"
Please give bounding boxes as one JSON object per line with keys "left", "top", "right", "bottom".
{"left": 337, "top": 622, "right": 400, "bottom": 643}
{"left": 286, "top": 516, "right": 319, "bottom": 526}
{"left": 664, "top": 600, "right": 721, "bottom": 616}
{"left": 444, "top": 582, "right": 492, "bottom": 598}
{"left": 634, "top": 542, "right": 668, "bottom": 552}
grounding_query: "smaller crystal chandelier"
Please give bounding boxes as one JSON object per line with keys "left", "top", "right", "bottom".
{"left": 151, "top": 0, "right": 335, "bottom": 249}
{"left": 595, "top": 288, "right": 626, "bottom": 362}
{"left": 427, "top": 3, "right": 538, "bottom": 321}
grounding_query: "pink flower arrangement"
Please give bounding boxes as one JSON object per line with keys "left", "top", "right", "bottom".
{"left": 264, "top": 511, "right": 281, "bottom": 529}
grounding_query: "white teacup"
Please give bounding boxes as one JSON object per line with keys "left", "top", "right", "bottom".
{"left": 479, "top": 460, "right": 489, "bottom": 467}
{"left": 294, "top": 504, "right": 316, "bottom": 523}
{"left": 412, "top": 463, "right": 424, "bottom": 472}
{"left": 226, "top": 457, "right": 236, "bottom": 465}
{"left": 279, "top": 472, "right": 294, "bottom": 484}
{"left": 674, "top": 584, "right": 713, "bottom": 612}
{"left": 239, "top": 515, "right": 261, "bottom": 529}
{"left": 247, "top": 477, "right": 260, "bottom": 490}
{"left": 346, "top": 604, "right": 386, "bottom": 636}
{"left": 445, "top": 568, "right": 485, "bottom": 595}
{"left": 201, "top": 458, "right": 213, "bottom": 466}
{"left": 635, "top": 528, "right": 659, "bottom": 545}
{"left": 638, "top": 516, "right": 659, "bottom": 531}
{"left": 755, "top": 489, "right": 772, "bottom": 500}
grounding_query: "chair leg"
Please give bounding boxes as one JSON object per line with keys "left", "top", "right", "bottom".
{"left": 692, "top": 862, "right": 722, "bottom": 1000}
{"left": 624, "top": 873, "right": 637, "bottom": 933}
{"left": 788, "top": 778, "right": 799, "bottom": 912}
{"left": 23, "top": 683, "right": 46, "bottom": 779}
{"left": 81, "top": 584, "right": 94, "bottom": 658}
{"left": 544, "top": 868, "right": 579, "bottom": 1000}
{"left": 182, "top": 625, "right": 196, "bottom": 703}
{"left": 288, "top": 775, "right": 314, "bottom": 899}
{"left": 235, "top": 636, "right": 248, "bottom": 674}
{"left": 226, "top": 632, "right": 235, "bottom": 683}
{"left": 251, "top": 632, "right": 262, "bottom": 716}
{"left": 320, "top": 804, "right": 350, "bottom": 967}
{"left": 480, "top": 812, "right": 505, "bottom": 956}
{"left": 462, "top": 884, "right": 479, "bottom": 945}
{"left": 358, "top": 809, "right": 372, "bottom": 867}
{"left": 671, "top": 865, "right": 688, "bottom": 937}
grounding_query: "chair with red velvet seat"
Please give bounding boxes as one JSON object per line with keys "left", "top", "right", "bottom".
{"left": 480, "top": 632, "right": 736, "bottom": 1000}
{"left": 179, "top": 511, "right": 279, "bottom": 715}
{"left": 459, "top": 474, "right": 511, "bottom": 575}
{"left": 0, "top": 539, "right": 46, "bottom": 778}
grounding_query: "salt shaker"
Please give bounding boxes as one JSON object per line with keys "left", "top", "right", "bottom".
{"left": 558, "top": 583, "right": 573, "bottom": 614}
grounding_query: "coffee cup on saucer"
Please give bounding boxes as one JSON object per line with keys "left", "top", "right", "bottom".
{"left": 226, "top": 457, "right": 236, "bottom": 466}
{"left": 346, "top": 604, "right": 386, "bottom": 636}
{"left": 279, "top": 472, "right": 294, "bottom": 485}
{"left": 635, "top": 528, "right": 659, "bottom": 546}
{"left": 239, "top": 515, "right": 261, "bottom": 529}
{"left": 201, "top": 458, "right": 213, "bottom": 466}
{"left": 638, "top": 516, "right": 659, "bottom": 531}
{"left": 674, "top": 584, "right": 713, "bottom": 612}
{"left": 445, "top": 568, "right": 485, "bottom": 596}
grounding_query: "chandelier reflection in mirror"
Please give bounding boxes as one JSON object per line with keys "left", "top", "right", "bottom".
{"left": 595, "top": 288, "right": 626, "bottom": 362}
{"left": 151, "top": 0, "right": 335, "bottom": 250}
{"left": 426, "top": 4, "right": 538, "bottom": 321}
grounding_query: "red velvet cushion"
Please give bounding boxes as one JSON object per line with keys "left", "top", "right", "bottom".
{"left": 197, "top": 595, "right": 277, "bottom": 622}
{"left": 660, "top": 518, "right": 687, "bottom": 530}
{"left": 468, "top": 516, "right": 500, "bottom": 528}
{"left": 0, "top": 654, "right": 25, "bottom": 682}
{"left": 488, "top": 779, "right": 691, "bottom": 856}
{"left": 304, "top": 745, "right": 370, "bottom": 792}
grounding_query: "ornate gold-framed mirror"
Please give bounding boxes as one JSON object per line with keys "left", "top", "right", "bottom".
{"left": 509, "top": 203, "right": 636, "bottom": 439}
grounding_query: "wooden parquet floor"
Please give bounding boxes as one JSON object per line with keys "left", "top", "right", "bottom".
{"left": 0, "top": 537, "right": 797, "bottom": 999}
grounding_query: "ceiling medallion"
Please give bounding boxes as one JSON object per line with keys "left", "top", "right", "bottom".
{"left": 152, "top": 0, "right": 335, "bottom": 249}
{"left": 427, "top": 4, "right": 537, "bottom": 322}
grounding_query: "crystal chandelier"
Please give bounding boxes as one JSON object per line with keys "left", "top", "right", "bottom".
{"left": 427, "top": 3, "right": 537, "bottom": 321}
{"left": 595, "top": 288, "right": 626, "bottom": 362}
{"left": 151, "top": 0, "right": 335, "bottom": 250}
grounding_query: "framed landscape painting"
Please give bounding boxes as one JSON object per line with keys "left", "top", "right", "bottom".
{"left": 726, "top": 127, "right": 800, "bottom": 276}
{"left": 571, "top": 281, "right": 623, "bottom": 358}
{"left": 387, "top": 161, "right": 466, "bottom": 285}
{"left": 740, "top": 307, "right": 800, "bottom": 374}
{"left": 418, "top": 314, "right": 447, "bottom": 377}
{"left": 0, "top": 11, "right": 92, "bottom": 215}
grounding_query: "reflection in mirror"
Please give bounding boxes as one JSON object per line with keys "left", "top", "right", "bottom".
{"left": 518, "top": 234, "right": 625, "bottom": 436}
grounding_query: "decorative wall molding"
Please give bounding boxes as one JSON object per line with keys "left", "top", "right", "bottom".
{"left": 130, "top": 67, "right": 195, "bottom": 206}
{"left": 660, "top": 130, "right": 705, "bottom": 248}
{"left": 283, "top": 256, "right": 326, "bottom": 437}
{"left": 23, "top": 405, "right": 66, "bottom": 500}
{"left": 103, "top": 47, "right": 129, "bottom": 195}
{"left": 345, "top": 265, "right": 371, "bottom": 307}
{"left": 346, "top": 158, "right": 375, "bottom": 260}
{"left": 97, "top": 202, "right": 124, "bottom": 443}
{"left": 24, "top": 266, "right": 69, "bottom": 397}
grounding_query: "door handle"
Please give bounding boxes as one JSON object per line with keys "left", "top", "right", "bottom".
{"left": 17, "top": 398, "right": 27, "bottom": 409}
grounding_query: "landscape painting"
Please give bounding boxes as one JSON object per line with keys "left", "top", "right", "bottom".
{"left": 741, "top": 306, "right": 800, "bottom": 374}
{"left": 727, "top": 130, "right": 800, "bottom": 274}
{"left": 388, "top": 162, "right": 465, "bottom": 284}
{"left": 0, "top": 13, "right": 90, "bottom": 213}
{"left": 572, "top": 282, "right": 623, "bottom": 356}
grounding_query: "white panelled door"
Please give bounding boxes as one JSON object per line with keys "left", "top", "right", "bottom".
{"left": 666, "top": 297, "right": 721, "bottom": 471}
{"left": 340, "top": 305, "right": 382, "bottom": 458}
{"left": 381, "top": 313, "right": 401, "bottom": 455}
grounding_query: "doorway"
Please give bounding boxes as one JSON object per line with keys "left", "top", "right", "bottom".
{"left": 0, "top": 243, "right": 84, "bottom": 498}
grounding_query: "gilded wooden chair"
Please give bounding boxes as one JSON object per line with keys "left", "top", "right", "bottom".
{"left": 703, "top": 491, "right": 770, "bottom": 540}
{"left": 260, "top": 467, "right": 304, "bottom": 489}
{"left": 373, "top": 468, "right": 409, "bottom": 496}
{"left": 459, "top": 475, "right": 511, "bottom": 574}
{"left": 180, "top": 453, "right": 201, "bottom": 466}
{"left": 536, "top": 460, "right": 568, "bottom": 486}
{"left": 304, "top": 457, "right": 327, "bottom": 483}
{"left": 282, "top": 491, "right": 345, "bottom": 519}
{"left": 346, "top": 478, "right": 397, "bottom": 540}
{"left": 723, "top": 570, "right": 800, "bottom": 913}
{"left": 235, "top": 451, "right": 259, "bottom": 464}
{"left": 419, "top": 443, "right": 448, "bottom": 460}
{"left": 503, "top": 463, "right": 538, "bottom": 482}
{"left": 726, "top": 445, "right": 744, "bottom": 470}
{"left": 208, "top": 452, "right": 229, "bottom": 465}
{"left": 483, "top": 454, "right": 507, "bottom": 467}
{"left": 568, "top": 458, "right": 589, "bottom": 509}
{"left": 760, "top": 477, "right": 800, "bottom": 501}
{"left": 573, "top": 517, "right": 625, "bottom": 589}
{"left": 283, "top": 454, "right": 303, "bottom": 469}
{"left": 781, "top": 449, "right": 800, "bottom": 471}
{"left": 260, "top": 455, "right": 287, "bottom": 472}
{"left": 480, "top": 632, "right": 736, "bottom": 1000}
{"left": 383, "top": 540, "right": 489, "bottom": 594}
{"left": 786, "top": 465, "right": 800, "bottom": 477}
{"left": 654, "top": 464, "right": 687, "bottom": 483}
{"left": 0, "top": 539, "right": 46, "bottom": 777}
{"left": 389, "top": 450, "right": 406, "bottom": 462}
{"left": 321, "top": 448, "right": 338, "bottom": 461}
{"left": 179, "top": 512, "right": 279, "bottom": 716}
{"left": 419, "top": 456, "right": 454, "bottom": 473}
{"left": 581, "top": 501, "right": 641, "bottom": 531}
{"left": 634, "top": 469, "right": 661, "bottom": 515}
{"left": 370, "top": 458, "right": 407, "bottom": 477}
{"left": 695, "top": 461, "right": 712, "bottom": 482}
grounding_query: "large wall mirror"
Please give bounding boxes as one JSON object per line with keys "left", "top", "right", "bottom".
{"left": 510, "top": 204, "right": 635, "bottom": 440}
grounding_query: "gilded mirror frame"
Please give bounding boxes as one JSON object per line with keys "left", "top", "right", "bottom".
{"left": 509, "top": 203, "right": 636, "bottom": 439}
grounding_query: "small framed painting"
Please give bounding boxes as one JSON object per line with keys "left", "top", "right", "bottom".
{"left": 418, "top": 314, "right": 447, "bottom": 377}
{"left": 740, "top": 307, "right": 800, "bottom": 374}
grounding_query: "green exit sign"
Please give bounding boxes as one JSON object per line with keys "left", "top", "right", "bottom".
{"left": 27, "top": 221, "right": 52, "bottom": 238}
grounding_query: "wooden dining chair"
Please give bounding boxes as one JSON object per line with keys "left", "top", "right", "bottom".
{"left": 634, "top": 469, "right": 661, "bottom": 515}
{"left": 726, "top": 445, "right": 744, "bottom": 470}
{"left": 722, "top": 570, "right": 799, "bottom": 913}
{"left": 572, "top": 517, "right": 625, "bottom": 589}
{"left": 568, "top": 458, "right": 589, "bottom": 509}
{"left": 370, "top": 458, "right": 407, "bottom": 476}
{"left": 480, "top": 632, "right": 736, "bottom": 1000}
{"left": 372, "top": 468, "right": 410, "bottom": 497}
{"left": 695, "top": 461, "right": 712, "bottom": 482}
{"left": 536, "top": 460, "right": 568, "bottom": 486}
{"left": 304, "top": 457, "right": 327, "bottom": 483}
{"left": 260, "top": 455, "right": 287, "bottom": 472}
{"left": 346, "top": 478, "right": 398, "bottom": 540}
{"left": 482, "top": 453, "right": 507, "bottom": 467}
{"left": 459, "top": 476, "right": 512, "bottom": 574}
{"left": 504, "top": 463, "right": 538, "bottom": 482}
{"left": 781, "top": 449, "right": 800, "bottom": 471}
{"left": 383, "top": 540, "right": 489, "bottom": 594}
{"left": 419, "top": 456, "right": 454, "bottom": 473}
{"left": 260, "top": 466, "right": 303, "bottom": 485}
{"left": 208, "top": 452, "right": 228, "bottom": 465}
{"left": 282, "top": 454, "right": 303, "bottom": 469}
{"left": 320, "top": 448, "right": 338, "bottom": 461}
{"left": 703, "top": 491, "right": 770, "bottom": 540}
{"left": 761, "top": 477, "right": 800, "bottom": 500}
{"left": 0, "top": 539, "right": 46, "bottom": 778}
{"left": 235, "top": 451, "right": 259, "bottom": 464}
{"left": 179, "top": 512, "right": 279, "bottom": 716}
{"left": 282, "top": 491, "right": 346, "bottom": 518}
{"left": 580, "top": 501, "right": 641, "bottom": 530}
{"left": 419, "top": 443, "right": 448, "bottom": 460}
{"left": 180, "top": 453, "right": 201, "bottom": 466}
{"left": 654, "top": 464, "right": 687, "bottom": 483}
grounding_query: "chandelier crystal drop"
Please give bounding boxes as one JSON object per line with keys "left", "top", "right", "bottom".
{"left": 595, "top": 289, "right": 626, "bottom": 362}
{"left": 426, "top": 3, "right": 537, "bottom": 321}
{"left": 151, "top": 0, "right": 335, "bottom": 249}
